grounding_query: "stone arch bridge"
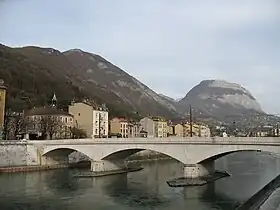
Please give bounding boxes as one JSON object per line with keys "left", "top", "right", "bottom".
{"left": 27, "top": 137, "right": 280, "bottom": 178}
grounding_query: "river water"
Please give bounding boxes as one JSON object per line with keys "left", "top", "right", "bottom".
{"left": 1, "top": 152, "right": 280, "bottom": 210}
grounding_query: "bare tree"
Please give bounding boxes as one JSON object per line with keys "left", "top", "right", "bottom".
{"left": 39, "top": 116, "right": 62, "bottom": 140}
{"left": 6, "top": 114, "right": 26, "bottom": 140}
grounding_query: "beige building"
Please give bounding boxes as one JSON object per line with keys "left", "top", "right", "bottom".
{"left": 0, "top": 80, "right": 7, "bottom": 131}
{"left": 24, "top": 106, "right": 74, "bottom": 140}
{"left": 152, "top": 117, "right": 168, "bottom": 138}
{"left": 68, "top": 102, "right": 108, "bottom": 138}
{"left": 174, "top": 124, "right": 187, "bottom": 137}
{"left": 139, "top": 117, "right": 155, "bottom": 137}
{"left": 184, "top": 123, "right": 211, "bottom": 137}
{"left": 109, "top": 117, "right": 129, "bottom": 138}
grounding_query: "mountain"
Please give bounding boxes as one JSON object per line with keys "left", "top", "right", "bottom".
{"left": 0, "top": 44, "right": 179, "bottom": 119}
{"left": 177, "top": 80, "right": 265, "bottom": 121}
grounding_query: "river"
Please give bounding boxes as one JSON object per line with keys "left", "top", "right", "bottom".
{"left": 1, "top": 152, "right": 280, "bottom": 210}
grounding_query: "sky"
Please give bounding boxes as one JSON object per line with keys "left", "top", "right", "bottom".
{"left": 0, "top": 0, "right": 280, "bottom": 113}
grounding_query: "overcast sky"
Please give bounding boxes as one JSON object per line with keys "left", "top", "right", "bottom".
{"left": 0, "top": 0, "right": 279, "bottom": 113}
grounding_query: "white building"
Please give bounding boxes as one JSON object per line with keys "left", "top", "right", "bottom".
{"left": 68, "top": 102, "right": 109, "bottom": 138}
{"left": 92, "top": 108, "right": 109, "bottom": 138}
{"left": 199, "top": 125, "right": 211, "bottom": 137}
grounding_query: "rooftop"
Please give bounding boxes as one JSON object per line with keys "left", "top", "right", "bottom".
{"left": 24, "top": 106, "right": 73, "bottom": 117}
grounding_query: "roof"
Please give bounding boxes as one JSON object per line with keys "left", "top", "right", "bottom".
{"left": 151, "top": 116, "right": 166, "bottom": 122}
{"left": 24, "top": 106, "right": 73, "bottom": 117}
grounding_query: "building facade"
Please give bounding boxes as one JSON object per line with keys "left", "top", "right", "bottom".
{"left": 24, "top": 107, "right": 74, "bottom": 140}
{"left": 109, "top": 117, "right": 129, "bottom": 138}
{"left": 153, "top": 117, "right": 168, "bottom": 138}
{"left": 174, "top": 124, "right": 186, "bottom": 137}
{"left": 68, "top": 102, "right": 109, "bottom": 138}
{"left": 139, "top": 117, "right": 155, "bottom": 138}
{"left": 0, "top": 81, "right": 7, "bottom": 136}
{"left": 92, "top": 108, "right": 109, "bottom": 138}
{"left": 128, "top": 121, "right": 141, "bottom": 137}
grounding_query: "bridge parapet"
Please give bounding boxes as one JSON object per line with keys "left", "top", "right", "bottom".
{"left": 25, "top": 137, "right": 280, "bottom": 145}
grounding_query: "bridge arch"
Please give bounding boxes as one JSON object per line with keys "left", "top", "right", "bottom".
{"left": 100, "top": 148, "right": 184, "bottom": 164}
{"left": 41, "top": 146, "right": 94, "bottom": 166}
{"left": 42, "top": 145, "right": 93, "bottom": 159}
{"left": 195, "top": 146, "right": 279, "bottom": 164}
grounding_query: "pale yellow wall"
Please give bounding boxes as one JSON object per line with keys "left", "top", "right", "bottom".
{"left": 0, "top": 88, "right": 6, "bottom": 128}
{"left": 175, "top": 124, "right": 185, "bottom": 137}
{"left": 154, "top": 120, "right": 167, "bottom": 137}
{"left": 120, "top": 122, "right": 128, "bottom": 137}
{"left": 110, "top": 118, "right": 121, "bottom": 135}
{"left": 68, "top": 103, "right": 93, "bottom": 137}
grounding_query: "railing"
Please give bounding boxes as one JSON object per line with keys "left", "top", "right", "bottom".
{"left": 15, "top": 137, "right": 280, "bottom": 146}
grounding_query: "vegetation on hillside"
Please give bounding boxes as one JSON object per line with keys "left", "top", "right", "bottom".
{"left": 0, "top": 45, "right": 141, "bottom": 119}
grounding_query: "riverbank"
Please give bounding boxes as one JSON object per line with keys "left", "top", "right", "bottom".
{"left": 235, "top": 173, "right": 280, "bottom": 210}
{"left": 167, "top": 170, "right": 231, "bottom": 187}
{"left": 0, "top": 164, "right": 69, "bottom": 173}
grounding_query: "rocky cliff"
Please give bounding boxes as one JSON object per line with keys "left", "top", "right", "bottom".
{"left": 177, "top": 80, "right": 264, "bottom": 120}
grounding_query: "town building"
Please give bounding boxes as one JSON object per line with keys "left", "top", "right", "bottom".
{"left": 152, "top": 117, "right": 168, "bottom": 138}
{"left": 68, "top": 101, "right": 109, "bottom": 138}
{"left": 139, "top": 117, "right": 155, "bottom": 137}
{"left": 24, "top": 106, "right": 74, "bottom": 140}
{"left": 174, "top": 124, "right": 186, "bottom": 137}
{"left": 167, "top": 124, "right": 175, "bottom": 136}
{"left": 199, "top": 124, "right": 211, "bottom": 137}
{"left": 109, "top": 117, "right": 128, "bottom": 138}
{"left": 0, "top": 80, "right": 7, "bottom": 139}
{"left": 184, "top": 123, "right": 211, "bottom": 137}
{"left": 128, "top": 121, "right": 141, "bottom": 137}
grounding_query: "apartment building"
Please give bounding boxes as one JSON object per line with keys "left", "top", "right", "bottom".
{"left": 174, "top": 124, "right": 186, "bottom": 137}
{"left": 139, "top": 117, "right": 155, "bottom": 137}
{"left": 68, "top": 102, "right": 108, "bottom": 138}
{"left": 109, "top": 117, "right": 130, "bottom": 138}
{"left": 184, "top": 123, "right": 211, "bottom": 137}
{"left": 128, "top": 121, "right": 141, "bottom": 137}
{"left": 24, "top": 106, "right": 74, "bottom": 140}
{"left": 152, "top": 117, "right": 168, "bottom": 138}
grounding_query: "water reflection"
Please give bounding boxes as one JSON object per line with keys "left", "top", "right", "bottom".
{"left": 1, "top": 152, "right": 280, "bottom": 210}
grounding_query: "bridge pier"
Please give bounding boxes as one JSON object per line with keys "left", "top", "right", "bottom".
{"left": 183, "top": 161, "right": 215, "bottom": 178}
{"left": 90, "top": 160, "right": 127, "bottom": 172}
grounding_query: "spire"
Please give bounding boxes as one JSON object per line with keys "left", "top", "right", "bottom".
{"left": 52, "top": 93, "right": 57, "bottom": 107}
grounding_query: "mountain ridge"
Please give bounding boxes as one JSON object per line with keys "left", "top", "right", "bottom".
{"left": 0, "top": 44, "right": 179, "bottom": 119}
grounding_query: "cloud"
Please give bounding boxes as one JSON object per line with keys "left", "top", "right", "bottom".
{"left": 0, "top": 0, "right": 279, "bottom": 113}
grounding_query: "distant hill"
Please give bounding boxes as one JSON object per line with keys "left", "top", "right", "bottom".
{"left": 0, "top": 44, "right": 179, "bottom": 119}
{"left": 177, "top": 80, "right": 266, "bottom": 122}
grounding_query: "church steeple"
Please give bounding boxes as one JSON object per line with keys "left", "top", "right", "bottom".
{"left": 51, "top": 93, "right": 57, "bottom": 107}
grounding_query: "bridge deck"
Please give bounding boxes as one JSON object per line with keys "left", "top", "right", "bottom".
{"left": 2, "top": 137, "right": 280, "bottom": 146}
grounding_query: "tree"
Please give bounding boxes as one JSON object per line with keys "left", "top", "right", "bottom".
{"left": 39, "top": 116, "right": 62, "bottom": 140}
{"left": 70, "top": 127, "right": 87, "bottom": 139}
{"left": 6, "top": 114, "right": 26, "bottom": 140}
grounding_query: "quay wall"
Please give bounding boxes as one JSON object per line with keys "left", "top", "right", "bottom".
{"left": 0, "top": 143, "right": 39, "bottom": 167}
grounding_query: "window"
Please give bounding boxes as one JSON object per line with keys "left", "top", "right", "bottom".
{"left": 95, "top": 129, "right": 98, "bottom": 134}
{"left": 78, "top": 113, "right": 81, "bottom": 116}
